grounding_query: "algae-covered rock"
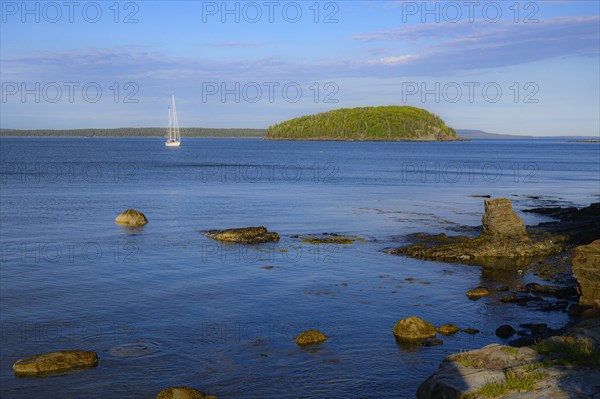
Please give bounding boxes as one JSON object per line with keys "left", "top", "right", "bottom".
{"left": 156, "top": 386, "right": 217, "bottom": 399}
{"left": 115, "top": 209, "right": 148, "bottom": 226}
{"left": 466, "top": 287, "right": 490, "bottom": 299}
{"left": 437, "top": 324, "right": 460, "bottom": 336}
{"left": 392, "top": 316, "right": 436, "bottom": 342}
{"left": 205, "top": 226, "right": 279, "bottom": 244}
{"left": 388, "top": 198, "right": 563, "bottom": 267}
{"left": 298, "top": 233, "right": 364, "bottom": 244}
{"left": 295, "top": 329, "right": 328, "bottom": 346}
{"left": 13, "top": 350, "right": 98, "bottom": 376}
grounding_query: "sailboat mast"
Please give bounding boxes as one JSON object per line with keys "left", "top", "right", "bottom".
{"left": 168, "top": 107, "right": 172, "bottom": 140}
{"left": 171, "top": 94, "right": 180, "bottom": 141}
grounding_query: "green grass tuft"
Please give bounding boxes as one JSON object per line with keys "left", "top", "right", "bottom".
{"left": 452, "top": 350, "right": 482, "bottom": 368}
{"left": 500, "top": 346, "right": 518, "bottom": 355}
{"left": 478, "top": 371, "right": 547, "bottom": 397}
{"left": 533, "top": 336, "right": 600, "bottom": 367}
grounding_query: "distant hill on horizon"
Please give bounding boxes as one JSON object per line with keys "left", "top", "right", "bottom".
{"left": 455, "top": 129, "right": 532, "bottom": 139}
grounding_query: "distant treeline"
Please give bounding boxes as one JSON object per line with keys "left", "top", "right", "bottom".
{"left": 0, "top": 128, "right": 268, "bottom": 138}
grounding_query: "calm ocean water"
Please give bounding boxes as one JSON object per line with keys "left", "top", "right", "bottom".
{"left": 1, "top": 138, "right": 598, "bottom": 398}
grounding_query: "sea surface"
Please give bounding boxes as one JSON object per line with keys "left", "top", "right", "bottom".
{"left": 1, "top": 137, "right": 598, "bottom": 398}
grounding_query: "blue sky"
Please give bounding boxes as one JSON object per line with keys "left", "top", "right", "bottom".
{"left": 1, "top": 0, "right": 599, "bottom": 135}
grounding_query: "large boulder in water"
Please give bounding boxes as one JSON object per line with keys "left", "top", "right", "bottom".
{"left": 392, "top": 316, "right": 437, "bottom": 342}
{"left": 204, "top": 226, "right": 279, "bottom": 244}
{"left": 572, "top": 240, "right": 600, "bottom": 309}
{"left": 13, "top": 350, "right": 98, "bottom": 376}
{"left": 156, "top": 386, "right": 217, "bottom": 399}
{"left": 481, "top": 198, "right": 528, "bottom": 240}
{"left": 115, "top": 209, "right": 148, "bottom": 226}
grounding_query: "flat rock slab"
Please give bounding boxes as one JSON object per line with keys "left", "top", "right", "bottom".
{"left": 13, "top": 350, "right": 98, "bottom": 376}
{"left": 204, "top": 226, "right": 279, "bottom": 244}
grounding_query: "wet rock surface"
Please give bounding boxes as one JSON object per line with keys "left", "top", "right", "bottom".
{"left": 293, "top": 233, "right": 365, "bottom": 244}
{"left": 204, "top": 226, "right": 280, "bottom": 244}
{"left": 13, "top": 350, "right": 98, "bottom": 376}
{"left": 115, "top": 209, "right": 148, "bottom": 226}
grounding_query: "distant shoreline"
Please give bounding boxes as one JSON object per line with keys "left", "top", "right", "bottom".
{"left": 0, "top": 128, "right": 267, "bottom": 139}
{"left": 1, "top": 129, "right": 597, "bottom": 141}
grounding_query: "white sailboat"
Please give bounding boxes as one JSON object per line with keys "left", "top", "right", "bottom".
{"left": 165, "top": 94, "right": 181, "bottom": 147}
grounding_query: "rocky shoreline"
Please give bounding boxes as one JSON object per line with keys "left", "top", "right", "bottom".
{"left": 389, "top": 199, "right": 600, "bottom": 398}
{"left": 417, "top": 319, "right": 600, "bottom": 399}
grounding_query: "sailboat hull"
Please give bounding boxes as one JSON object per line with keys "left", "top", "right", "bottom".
{"left": 165, "top": 141, "right": 181, "bottom": 147}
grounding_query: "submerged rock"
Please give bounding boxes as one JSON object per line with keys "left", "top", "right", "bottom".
{"left": 13, "top": 350, "right": 98, "bottom": 376}
{"left": 298, "top": 233, "right": 364, "bottom": 244}
{"left": 466, "top": 287, "right": 489, "bottom": 299}
{"left": 392, "top": 316, "right": 436, "bottom": 342}
{"left": 156, "top": 386, "right": 216, "bottom": 399}
{"left": 204, "top": 226, "right": 279, "bottom": 244}
{"left": 422, "top": 338, "right": 443, "bottom": 347}
{"left": 572, "top": 239, "right": 600, "bottom": 308}
{"left": 115, "top": 209, "right": 148, "bottom": 226}
{"left": 295, "top": 329, "right": 328, "bottom": 346}
{"left": 437, "top": 324, "right": 460, "bottom": 336}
